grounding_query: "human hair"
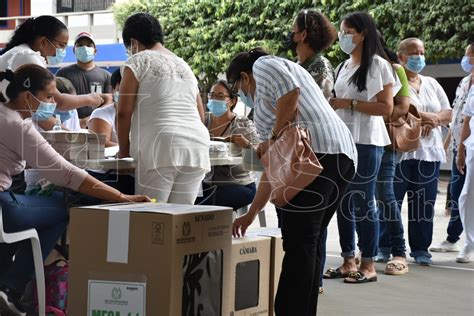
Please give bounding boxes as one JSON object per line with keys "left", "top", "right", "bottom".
{"left": 0, "top": 65, "right": 55, "bottom": 102}
{"left": 296, "top": 9, "right": 337, "bottom": 53}
{"left": 397, "top": 37, "right": 423, "bottom": 55}
{"left": 212, "top": 79, "right": 238, "bottom": 110}
{"left": 377, "top": 30, "right": 398, "bottom": 64}
{"left": 0, "top": 16, "right": 68, "bottom": 55}
{"left": 55, "top": 76, "right": 76, "bottom": 94}
{"left": 111, "top": 69, "right": 122, "bottom": 88}
{"left": 226, "top": 47, "right": 269, "bottom": 85}
{"left": 342, "top": 11, "right": 385, "bottom": 92}
{"left": 122, "top": 13, "right": 164, "bottom": 48}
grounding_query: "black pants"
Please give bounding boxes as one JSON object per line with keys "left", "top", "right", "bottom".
{"left": 274, "top": 153, "right": 355, "bottom": 316}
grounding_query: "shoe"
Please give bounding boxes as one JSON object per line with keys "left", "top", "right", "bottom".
{"left": 456, "top": 246, "right": 472, "bottom": 263}
{"left": 343, "top": 271, "right": 378, "bottom": 284}
{"left": 0, "top": 285, "right": 26, "bottom": 315}
{"left": 414, "top": 255, "right": 432, "bottom": 266}
{"left": 430, "top": 240, "right": 459, "bottom": 252}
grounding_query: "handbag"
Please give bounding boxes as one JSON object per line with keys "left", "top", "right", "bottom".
{"left": 259, "top": 122, "right": 323, "bottom": 207}
{"left": 388, "top": 104, "right": 422, "bottom": 152}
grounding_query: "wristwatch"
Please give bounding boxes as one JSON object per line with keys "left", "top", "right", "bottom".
{"left": 350, "top": 99, "right": 358, "bottom": 115}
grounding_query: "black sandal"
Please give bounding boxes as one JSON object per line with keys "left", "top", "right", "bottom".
{"left": 343, "top": 271, "right": 378, "bottom": 284}
{"left": 323, "top": 267, "right": 349, "bottom": 279}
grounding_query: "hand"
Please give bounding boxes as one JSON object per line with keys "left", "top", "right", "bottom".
{"left": 228, "top": 134, "right": 250, "bottom": 148}
{"left": 421, "top": 125, "right": 434, "bottom": 137}
{"left": 328, "top": 97, "right": 350, "bottom": 110}
{"left": 232, "top": 211, "right": 257, "bottom": 238}
{"left": 117, "top": 150, "right": 129, "bottom": 159}
{"left": 457, "top": 148, "right": 466, "bottom": 175}
{"left": 421, "top": 112, "right": 440, "bottom": 128}
{"left": 257, "top": 139, "right": 274, "bottom": 158}
{"left": 100, "top": 93, "right": 113, "bottom": 106}
{"left": 118, "top": 193, "right": 151, "bottom": 203}
{"left": 91, "top": 93, "right": 104, "bottom": 108}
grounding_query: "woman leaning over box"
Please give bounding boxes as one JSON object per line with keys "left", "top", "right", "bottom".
{"left": 0, "top": 65, "right": 149, "bottom": 315}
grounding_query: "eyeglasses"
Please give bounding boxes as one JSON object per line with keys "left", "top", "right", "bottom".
{"left": 208, "top": 92, "right": 230, "bottom": 100}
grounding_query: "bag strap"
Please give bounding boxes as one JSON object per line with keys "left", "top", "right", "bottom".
{"left": 332, "top": 60, "right": 347, "bottom": 98}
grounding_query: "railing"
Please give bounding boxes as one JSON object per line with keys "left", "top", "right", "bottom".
{"left": 0, "top": 10, "right": 119, "bottom": 45}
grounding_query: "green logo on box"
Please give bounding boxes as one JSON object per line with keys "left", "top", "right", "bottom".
{"left": 111, "top": 287, "right": 122, "bottom": 300}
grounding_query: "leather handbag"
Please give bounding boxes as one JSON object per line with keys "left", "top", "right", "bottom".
{"left": 259, "top": 123, "right": 323, "bottom": 207}
{"left": 388, "top": 104, "right": 422, "bottom": 152}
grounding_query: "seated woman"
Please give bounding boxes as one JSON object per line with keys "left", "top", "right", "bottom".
{"left": 195, "top": 80, "right": 259, "bottom": 210}
{"left": 0, "top": 65, "right": 148, "bottom": 314}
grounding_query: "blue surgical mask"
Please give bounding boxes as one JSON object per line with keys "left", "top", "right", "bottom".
{"left": 339, "top": 34, "right": 356, "bottom": 55}
{"left": 30, "top": 95, "right": 57, "bottom": 121}
{"left": 46, "top": 46, "right": 67, "bottom": 65}
{"left": 238, "top": 89, "right": 254, "bottom": 109}
{"left": 75, "top": 46, "right": 95, "bottom": 63}
{"left": 113, "top": 91, "right": 120, "bottom": 103}
{"left": 405, "top": 55, "right": 426, "bottom": 74}
{"left": 461, "top": 56, "right": 473, "bottom": 73}
{"left": 207, "top": 99, "right": 228, "bottom": 117}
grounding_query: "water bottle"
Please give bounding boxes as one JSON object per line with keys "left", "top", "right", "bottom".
{"left": 53, "top": 116, "right": 62, "bottom": 131}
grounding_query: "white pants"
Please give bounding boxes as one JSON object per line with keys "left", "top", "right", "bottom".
{"left": 459, "top": 147, "right": 474, "bottom": 250}
{"left": 135, "top": 166, "right": 206, "bottom": 204}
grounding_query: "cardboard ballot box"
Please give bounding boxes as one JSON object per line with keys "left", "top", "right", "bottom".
{"left": 226, "top": 236, "right": 271, "bottom": 316}
{"left": 40, "top": 131, "right": 106, "bottom": 160}
{"left": 247, "top": 228, "right": 283, "bottom": 316}
{"left": 67, "top": 203, "right": 233, "bottom": 316}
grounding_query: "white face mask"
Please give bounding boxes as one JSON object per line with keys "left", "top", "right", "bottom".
{"left": 339, "top": 33, "right": 357, "bottom": 55}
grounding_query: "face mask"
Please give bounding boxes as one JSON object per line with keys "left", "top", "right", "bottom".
{"left": 339, "top": 34, "right": 356, "bottom": 55}
{"left": 113, "top": 91, "right": 120, "bottom": 103}
{"left": 207, "top": 99, "right": 228, "bottom": 117}
{"left": 284, "top": 32, "right": 298, "bottom": 51}
{"left": 45, "top": 39, "right": 67, "bottom": 65}
{"left": 238, "top": 89, "right": 254, "bottom": 109}
{"left": 29, "top": 93, "right": 57, "bottom": 121}
{"left": 405, "top": 55, "right": 426, "bottom": 74}
{"left": 461, "top": 56, "right": 473, "bottom": 73}
{"left": 75, "top": 46, "right": 95, "bottom": 63}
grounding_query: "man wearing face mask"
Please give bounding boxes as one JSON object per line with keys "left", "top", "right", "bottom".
{"left": 57, "top": 32, "right": 112, "bottom": 126}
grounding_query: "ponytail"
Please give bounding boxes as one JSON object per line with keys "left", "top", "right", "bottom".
{"left": 0, "top": 16, "right": 68, "bottom": 55}
{"left": 226, "top": 47, "right": 269, "bottom": 84}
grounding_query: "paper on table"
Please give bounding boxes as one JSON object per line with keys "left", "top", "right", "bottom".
{"left": 104, "top": 146, "right": 119, "bottom": 157}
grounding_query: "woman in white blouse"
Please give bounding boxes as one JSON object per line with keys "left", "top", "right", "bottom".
{"left": 117, "top": 13, "right": 210, "bottom": 204}
{"left": 325, "top": 11, "right": 396, "bottom": 284}
{"left": 394, "top": 38, "right": 452, "bottom": 266}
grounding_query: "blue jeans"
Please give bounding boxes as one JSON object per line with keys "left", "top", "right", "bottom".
{"left": 337, "top": 144, "right": 383, "bottom": 261}
{"left": 377, "top": 148, "right": 407, "bottom": 257}
{"left": 0, "top": 191, "right": 68, "bottom": 293}
{"left": 195, "top": 182, "right": 256, "bottom": 211}
{"left": 394, "top": 159, "right": 440, "bottom": 258}
{"left": 447, "top": 150, "right": 465, "bottom": 243}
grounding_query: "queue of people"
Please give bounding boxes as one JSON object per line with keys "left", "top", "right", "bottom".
{"left": 0, "top": 9, "right": 472, "bottom": 316}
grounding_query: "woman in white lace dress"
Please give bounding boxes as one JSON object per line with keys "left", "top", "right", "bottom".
{"left": 117, "top": 13, "right": 210, "bottom": 204}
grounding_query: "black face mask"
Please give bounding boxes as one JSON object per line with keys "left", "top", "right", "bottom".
{"left": 284, "top": 31, "right": 297, "bottom": 52}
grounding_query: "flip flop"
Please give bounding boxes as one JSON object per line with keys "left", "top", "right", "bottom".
{"left": 384, "top": 260, "right": 409, "bottom": 275}
{"left": 323, "top": 267, "right": 349, "bottom": 279}
{"left": 343, "top": 271, "right": 378, "bottom": 284}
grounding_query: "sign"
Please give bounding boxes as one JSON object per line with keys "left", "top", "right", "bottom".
{"left": 88, "top": 280, "right": 146, "bottom": 316}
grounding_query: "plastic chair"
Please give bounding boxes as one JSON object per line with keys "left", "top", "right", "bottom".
{"left": 0, "top": 206, "right": 45, "bottom": 316}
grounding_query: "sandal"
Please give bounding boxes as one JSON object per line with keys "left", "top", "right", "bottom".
{"left": 384, "top": 260, "right": 409, "bottom": 275}
{"left": 318, "top": 287, "right": 324, "bottom": 294}
{"left": 343, "top": 271, "right": 377, "bottom": 284}
{"left": 323, "top": 267, "right": 349, "bottom": 279}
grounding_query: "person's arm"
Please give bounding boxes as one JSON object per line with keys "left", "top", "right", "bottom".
{"left": 77, "top": 174, "right": 149, "bottom": 202}
{"left": 197, "top": 93, "right": 205, "bottom": 122}
{"left": 54, "top": 91, "right": 104, "bottom": 111}
{"left": 456, "top": 115, "right": 471, "bottom": 175}
{"left": 272, "top": 88, "right": 300, "bottom": 135}
{"left": 232, "top": 172, "right": 271, "bottom": 237}
{"left": 117, "top": 67, "right": 139, "bottom": 158}
{"left": 88, "top": 118, "right": 117, "bottom": 147}
{"left": 329, "top": 83, "right": 394, "bottom": 116}
{"left": 391, "top": 95, "right": 410, "bottom": 121}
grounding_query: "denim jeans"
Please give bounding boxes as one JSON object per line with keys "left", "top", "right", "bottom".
{"left": 337, "top": 144, "right": 383, "bottom": 261}
{"left": 274, "top": 153, "right": 354, "bottom": 316}
{"left": 447, "top": 150, "right": 465, "bottom": 243}
{"left": 0, "top": 191, "right": 68, "bottom": 293}
{"left": 394, "top": 159, "right": 440, "bottom": 258}
{"left": 377, "top": 148, "right": 407, "bottom": 257}
{"left": 195, "top": 182, "right": 256, "bottom": 211}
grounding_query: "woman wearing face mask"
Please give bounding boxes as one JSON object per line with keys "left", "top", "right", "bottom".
{"left": 0, "top": 65, "right": 149, "bottom": 314}
{"left": 431, "top": 42, "right": 474, "bottom": 259}
{"left": 325, "top": 11, "right": 397, "bottom": 284}
{"left": 287, "top": 9, "right": 337, "bottom": 100}
{"left": 117, "top": 13, "right": 210, "bottom": 204}
{"left": 393, "top": 38, "right": 452, "bottom": 266}
{"left": 229, "top": 48, "right": 357, "bottom": 316}
{"left": 194, "top": 80, "right": 259, "bottom": 211}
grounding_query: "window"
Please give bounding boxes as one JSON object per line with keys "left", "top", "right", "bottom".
{"left": 56, "top": 0, "right": 116, "bottom": 13}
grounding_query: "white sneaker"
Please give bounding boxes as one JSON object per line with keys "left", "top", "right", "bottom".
{"left": 430, "top": 240, "right": 460, "bottom": 252}
{"left": 456, "top": 246, "right": 472, "bottom": 263}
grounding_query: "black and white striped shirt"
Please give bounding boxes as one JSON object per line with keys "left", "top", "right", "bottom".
{"left": 252, "top": 55, "right": 357, "bottom": 166}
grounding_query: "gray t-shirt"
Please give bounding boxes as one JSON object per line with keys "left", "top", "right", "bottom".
{"left": 56, "top": 64, "right": 112, "bottom": 118}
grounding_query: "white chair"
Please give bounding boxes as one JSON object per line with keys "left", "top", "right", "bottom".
{"left": 0, "top": 206, "right": 45, "bottom": 316}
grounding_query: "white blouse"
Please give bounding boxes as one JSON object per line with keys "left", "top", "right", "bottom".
{"left": 401, "top": 75, "right": 451, "bottom": 163}
{"left": 334, "top": 55, "right": 399, "bottom": 147}
{"left": 89, "top": 104, "right": 117, "bottom": 143}
{"left": 463, "top": 86, "right": 474, "bottom": 149}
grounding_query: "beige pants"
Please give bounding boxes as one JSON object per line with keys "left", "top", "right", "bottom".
{"left": 459, "top": 147, "right": 474, "bottom": 251}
